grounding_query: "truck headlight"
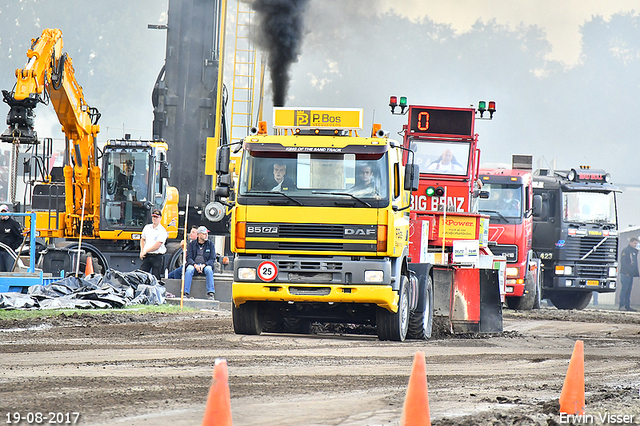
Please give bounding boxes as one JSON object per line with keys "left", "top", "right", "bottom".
{"left": 555, "top": 265, "right": 572, "bottom": 275}
{"left": 506, "top": 267, "right": 519, "bottom": 277}
{"left": 608, "top": 267, "right": 617, "bottom": 277}
{"left": 364, "top": 270, "right": 384, "bottom": 283}
{"left": 238, "top": 267, "right": 256, "bottom": 280}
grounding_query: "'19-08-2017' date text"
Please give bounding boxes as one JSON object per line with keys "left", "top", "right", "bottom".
{"left": 5, "top": 412, "right": 80, "bottom": 424}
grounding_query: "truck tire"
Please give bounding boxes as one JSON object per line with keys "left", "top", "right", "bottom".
{"left": 232, "top": 301, "right": 262, "bottom": 335}
{"left": 376, "top": 275, "right": 410, "bottom": 341}
{"left": 407, "top": 275, "right": 434, "bottom": 339}
{"left": 283, "top": 317, "right": 312, "bottom": 334}
{"left": 262, "top": 311, "right": 285, "bottom": 333}
{"left": 165, "top": 243, "right": 184, "bottom": 273}
{"left": 548, "top": 291, "right": 592, "bottom": 310}
{"left": 63, "top": 242, "right": 108, "bottom": 276}
{"left": 507, "top": 272, "right": 540, "bottom": 311}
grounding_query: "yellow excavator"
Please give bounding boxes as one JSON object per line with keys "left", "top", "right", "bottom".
{"left": 1, "top": 28, "right": 178, "bottom": 273}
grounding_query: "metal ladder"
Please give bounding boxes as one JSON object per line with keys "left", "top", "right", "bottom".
{"left": 229, "top": 0, "right": 257, "bottom": 146}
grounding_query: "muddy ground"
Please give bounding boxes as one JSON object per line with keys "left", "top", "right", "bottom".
{"left": 1, "top": 306, "right": 639, "bottom": 426}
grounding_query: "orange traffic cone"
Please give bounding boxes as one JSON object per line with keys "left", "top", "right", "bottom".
{"left": 559, "top": 340, "right": 585, "bottom": 415}
{"left": 84, "top": 256, "right": 94, "bottom": 276}
{"left": 400, "top": 351, "right": 431, "bottom": 426}
{"left": 202, "top": 359, "right": 233, "bottom": 426}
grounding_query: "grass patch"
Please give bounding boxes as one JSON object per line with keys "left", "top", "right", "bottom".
{"left": 0, "top": 304, "right": 196, "bottom": 321}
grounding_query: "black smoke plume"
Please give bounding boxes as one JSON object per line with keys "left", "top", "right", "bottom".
{"left": 251, "top": 0, "right": 310, "bottom": 107}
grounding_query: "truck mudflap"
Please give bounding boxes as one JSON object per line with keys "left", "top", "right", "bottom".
{"left": 432, "top": 267, "right": 503, "bottom": 334}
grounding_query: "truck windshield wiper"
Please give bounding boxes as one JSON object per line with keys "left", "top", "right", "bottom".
{"left": 568, "top": 221, "right": 588, "bottom": 226}
{"left": 592, "top": 219, "right": 615, "bottom": 225}
{"left": 247, "top": 190, "right": 303, "bottom": 205}
{"left": 479, "top": 209, "right": 508, "bottom": 222}
{"left": 311, "top": 191, "right": 371, "bottom": 207}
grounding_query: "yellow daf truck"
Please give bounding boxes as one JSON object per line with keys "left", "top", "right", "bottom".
{"left": 215, "top": 108, "right": 430, "bottom": 341}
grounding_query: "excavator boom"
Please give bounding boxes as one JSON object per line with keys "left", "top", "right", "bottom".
{"left": 1, "top": 28, "right": 101, "bottom": 238}
{"left": 0, "top": 28, "right": 101, "bottom": 146}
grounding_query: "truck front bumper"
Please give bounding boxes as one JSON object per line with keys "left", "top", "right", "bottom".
{"left": 232, "top": 254, "right": 399, "bottom": 310}
{"left": 504, "top": 279, "right": 525, "bottom": 297}
{"left": 232, "top": 282, "right": 399, "bottom": 312}
{"left": 552, "top": 276, "right": 616, "bottom": 292}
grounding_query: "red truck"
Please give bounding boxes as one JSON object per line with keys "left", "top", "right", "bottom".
{"left": 478, "top": 155, "right": 542, "bottom": 310}
{"left": 393, "top": 100, "right": 505, "bottom": 332}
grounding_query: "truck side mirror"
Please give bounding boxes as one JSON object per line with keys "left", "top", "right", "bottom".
{"left": 160, "top": 162, "right": 170, "bottom": 179}
{"left": 404, "top": 163, "right": 419, "bottom": 192}
{"left": 533, "top": 194, "right": 543, "bottom": 217}
{"left": 478, "top": 190, "right": 490, "bottom": 199}
{"left": 217, "top": 145, "right": 230, "bottom": 175}
{"left": 215, "top": 186, "right": 230, "bottom": 198}
{"left": 215, "top": 165, "right": 232, "bottom": 199}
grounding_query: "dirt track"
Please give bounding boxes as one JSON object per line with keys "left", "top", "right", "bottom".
{"left": 1, "top": 307, "right": 639, "bottom": 426}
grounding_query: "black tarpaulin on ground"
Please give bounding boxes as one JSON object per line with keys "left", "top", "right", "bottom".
{"left": 0, "top": 269, "right": 166, "bottom": 310}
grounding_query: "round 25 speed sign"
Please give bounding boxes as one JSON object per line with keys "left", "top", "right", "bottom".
{"left": 257, "top": 261, "right": 278, "bottom": 282}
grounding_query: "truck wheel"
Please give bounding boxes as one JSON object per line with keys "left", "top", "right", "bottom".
{"left": 376, "top": 275, "right": 409, "bottom": 341}
{"left": 407, "top": 275, "right": 434, "bottom": 339}
{"left": 166, "top": 243, "right": 184, "bottom": 273}
{"left": 508, "top": 272, "right": 539, "bottom": 311}
{"left": 262, "top": 311, "right": 285, "bottom": 333}
{"left": 283, "top": 317, "right": 312, "bottom": 334}
{"left": 232, "top": 301, "right": 262, "bottom": 335}
{"left": 63, "top": 243, "right": 108, "bottom": 276}
{"left": 548, "top": 291, "right": 592, "bottom": 310}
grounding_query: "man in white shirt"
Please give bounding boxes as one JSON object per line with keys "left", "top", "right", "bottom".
{"left": 427, "top": 149, "right": 464, "bottom": 173}
{"left": 140, "top": 209, "right": 168, "bottom": 279}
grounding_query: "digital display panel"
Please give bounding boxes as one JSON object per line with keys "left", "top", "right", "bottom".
{"left": 575, "top": 170, "right": 608, "bottom": 183}
{"left": 408, "top": 106, "right": 474, "bottom": 137}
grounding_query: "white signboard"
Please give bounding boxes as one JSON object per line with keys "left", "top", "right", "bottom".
{"left": 420, "top": 220, "right": 430, "bottom": 264}
{"left": 452, "top": 240, "right": 480, "bottom": 266}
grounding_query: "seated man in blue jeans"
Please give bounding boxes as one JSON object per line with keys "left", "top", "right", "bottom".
{"left": 184, "top": 226, "right": 216, "bottom": 299}
{"left": 167, "top": 225, "right": 198, "bottom": 279}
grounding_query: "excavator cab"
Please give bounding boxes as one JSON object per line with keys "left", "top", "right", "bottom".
{"left": 99, "top": 139, "right": 172, "bottom": 232}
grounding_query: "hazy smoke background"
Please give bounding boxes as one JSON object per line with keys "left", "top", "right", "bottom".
{"left": 251, "top": 0, "right": 310, "bottom": 107}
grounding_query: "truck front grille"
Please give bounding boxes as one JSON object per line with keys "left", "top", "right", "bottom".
{"left": 279, "top": 260, "right": 343, "bottom": 270}
{"left": 289, "top": 286, "right": 332, "bottom": 296}
{"left": 490, "top": 244, "right": 518, "bottom": 263}
{"left": 575, "top": 264, "right": 609, "bottom": 279}
{"left": 278, "top": 224, "right": 344, "bottom": 238}
{"left": 245, "top": 223, "right": 377, "bottom": 252}
{"left": 564, "top": 236, "right": 618, "bottom": 262}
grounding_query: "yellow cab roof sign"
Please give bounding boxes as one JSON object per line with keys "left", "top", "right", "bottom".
{"left": 273, "top": 107, "right": 363, "bottom": 130}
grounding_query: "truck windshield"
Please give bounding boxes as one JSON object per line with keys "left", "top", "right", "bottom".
{"left": 408, "top": 139, "right": 470, "bottom": 176}
{"left": 563, "top": 191, "right": 617, "bottom": 224}
{"left": 239, "top": 151, "right": 389, "bottom": 203}
{"left": 478, "top": 183, "right": 523, "bottom": 219}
